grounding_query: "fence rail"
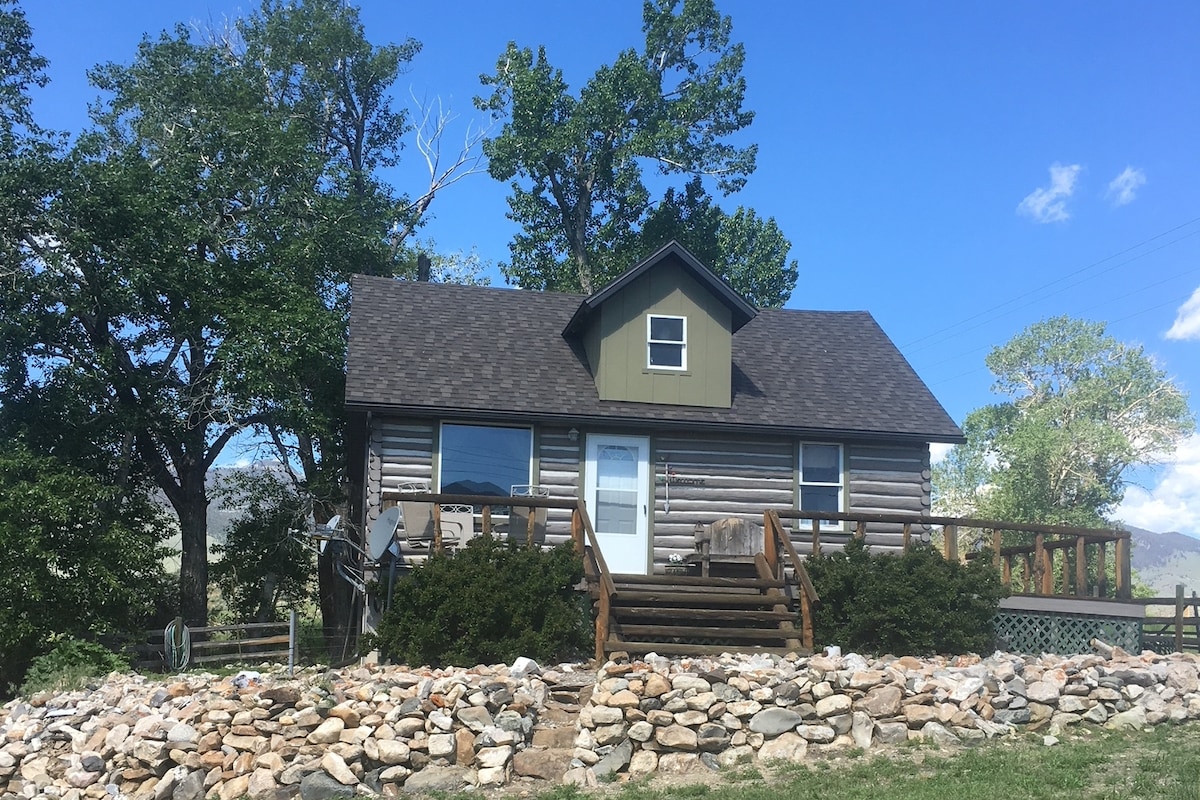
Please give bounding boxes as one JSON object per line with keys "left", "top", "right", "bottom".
{"left": 1137, "top": 585, "right": 1200, "bottom": 653}
{"left": 129, "top": 611, "right": 298, "bottom": 673}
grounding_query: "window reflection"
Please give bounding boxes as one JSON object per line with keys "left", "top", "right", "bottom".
{"left": 439, "top": 424, "right": 532, "bottom": 497}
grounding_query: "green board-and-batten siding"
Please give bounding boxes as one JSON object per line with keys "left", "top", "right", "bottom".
{"left": 592, "top": 259, "right": 733, "bottom": 408}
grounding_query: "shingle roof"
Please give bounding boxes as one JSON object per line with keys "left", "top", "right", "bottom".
{"left": 346, "top": 275, "right": 964, "bottom": 443}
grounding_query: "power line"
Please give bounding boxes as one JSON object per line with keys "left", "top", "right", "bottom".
{"left": 900, "top": 215, "right": 1200, "bottom": 352}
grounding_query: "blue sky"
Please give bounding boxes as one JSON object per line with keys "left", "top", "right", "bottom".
{"left": 21, "top": 1, "right": 1200, "bottom": 534}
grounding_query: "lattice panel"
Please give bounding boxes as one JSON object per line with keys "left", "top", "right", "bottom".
{"left": 993, "top": 611, "right": 1141, "bottom": 655}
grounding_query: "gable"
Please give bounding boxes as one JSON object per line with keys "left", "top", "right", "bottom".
{"left": 345, "top": 275, "right": 965, "bottom": 444}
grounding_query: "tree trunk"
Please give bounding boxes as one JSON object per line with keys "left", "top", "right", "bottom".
{"left": 314, "top": 506, "right": 358, "bottom": 662}
{"left": 177, "top": 491, "right": 210, "bottom": 627}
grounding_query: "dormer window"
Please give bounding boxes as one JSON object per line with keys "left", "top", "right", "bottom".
{"left": 647, "top": 315, "right": 687, "bottom": 370}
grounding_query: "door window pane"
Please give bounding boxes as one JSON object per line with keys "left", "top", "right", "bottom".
{"left": 595, "top": 445, "right": 638, "bottom": 535}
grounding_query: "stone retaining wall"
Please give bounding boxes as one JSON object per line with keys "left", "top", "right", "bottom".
{"left": 570, "top": 648, "right": 1200, "bottom": 783}
{"left": 2, "top": 648, "right": 1198, "bottom": 798}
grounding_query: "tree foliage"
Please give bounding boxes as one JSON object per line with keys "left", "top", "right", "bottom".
{"left": 638, "top": 177, "right": 798, "bottom": 307}
{"left": 0, "top": 444, "right": 166, "bottom": 692}
{"left": 0, "top": 0, "right": 474, "bottom": 635}
{"left": 477, "top": 0, "right": 758, "bottom": 294}
{"left": 933, "top": 317, "right": 1195, "bottom": 527}
{"left": 211, "top": 471, "right": 315, "bottom": 624}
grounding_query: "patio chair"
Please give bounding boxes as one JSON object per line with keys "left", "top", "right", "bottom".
{"left": 508, "top": 485, "right": 549, "bottom": 548}
{"left": 438, "top": 504, "right": 476, "bottom": 549}
{"left": 688, "top": 517, "right": 762, "bottom": 577}
{"left": 390, "top": 482, "right": 435, "bottom": 549}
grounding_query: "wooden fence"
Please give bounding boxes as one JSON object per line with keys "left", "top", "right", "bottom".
{"left": 130, "top": 611, "right": 298, "bottom": 673}
{"left": 1138, "top": 585, "right": 1200, "bottom": 653}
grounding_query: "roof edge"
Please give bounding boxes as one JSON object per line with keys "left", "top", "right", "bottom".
{"left": 563, "top": 240, "right": 758, "bottom": 336}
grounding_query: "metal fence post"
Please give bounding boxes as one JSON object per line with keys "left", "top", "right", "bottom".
{"left": 288, "top": 608, "right": 298, "bottom": 676}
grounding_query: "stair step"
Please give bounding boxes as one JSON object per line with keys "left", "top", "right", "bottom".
{"left": 611, "top": 574, "right": 786, "bottom": 590}
{"left": 613, "top": 606, "right": 796, "bottom": 623}
{"left": 604, "top": 641, "right": 807, "bottom": 657}
{"left": 616, "top": 624, "right": 794, "bottom": 641}
{"left": 612, "top": 590, "right": 788, "bottom": 608}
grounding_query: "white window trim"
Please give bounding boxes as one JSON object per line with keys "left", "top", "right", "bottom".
{"left": 798, "top": 442, "right": 845, "bottom": 530}
{"left": 436, "top": 421, "right": 534, "bottom": 494}
{"left": 646, "top": 314, "right": 687, "bottom": 371}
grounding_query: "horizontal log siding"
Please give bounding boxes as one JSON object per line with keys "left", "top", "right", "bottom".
{"left": 535, "top": 427, "right": 581, "bottom": 545}
{"left": 846, "top": 443, "right": 931, "bottom": 551}
{"left": 365, "top": 419, "right": 434, "bottom": 527}
{"left": 651, "top": 435, "right": 794, "bottom": 569}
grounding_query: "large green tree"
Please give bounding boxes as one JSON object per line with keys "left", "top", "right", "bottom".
{"left": 637, "top": 177, "right": 798, "bottom": 308}
{"left": 933, "top": 317, "right": 1195, "bottom": 527}
{"left": 477, "top": 0, "right": 758, "bottom": 295}
{"left": 0, "top": 0, "right": 466, "bottom": 634}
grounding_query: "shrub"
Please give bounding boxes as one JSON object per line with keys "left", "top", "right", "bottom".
{"left": 369, "top": 536, "right": 590, "bottom": 667}
{"left": 19, "top": 637, "right": 129, "bottom": 697}
{"left": 805, "top": 538, "right": 1008, "bottom": 655}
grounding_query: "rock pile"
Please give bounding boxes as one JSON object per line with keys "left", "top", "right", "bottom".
{"left": 569, "top": 648, "right": 1200, "bottom": 783}
{"left": 0, "top": 658, "right": 588, "bottom": 800}
{"left": 1, "top": 649, "right": 1198, "bottom": 798}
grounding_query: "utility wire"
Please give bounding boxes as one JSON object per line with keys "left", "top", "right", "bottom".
{"left": 900, "top": 215, "right": 1200, "bottom": 352}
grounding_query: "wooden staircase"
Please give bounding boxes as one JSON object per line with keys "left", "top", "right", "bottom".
{"left": 591, "top": 571, "right": 805, "bottom": 657}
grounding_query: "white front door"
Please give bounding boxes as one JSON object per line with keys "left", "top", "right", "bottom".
{"left": 585, "top": 434, "right": 651, "bottom": 575}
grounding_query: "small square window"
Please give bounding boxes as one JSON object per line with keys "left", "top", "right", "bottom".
{"left": 647, "top": 315, "right": 686, "bottom": 370}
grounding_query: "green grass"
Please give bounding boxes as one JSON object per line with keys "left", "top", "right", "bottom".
{"left": 476, "top": 724, "right": 1200, "bottom": 800}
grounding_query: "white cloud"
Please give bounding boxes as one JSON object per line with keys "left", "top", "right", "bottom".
{"left": 1166, "top": 286, "right": 1200, "bottom": 341}
{"left": 929, "top": 443, "right": 954, "bottom": 465}
{"left": 1017, "top": 163, "right": 1082, "bottom": 223}
{"left": 1106, "top": 166, "right": 1146, "bottom": 206}
{"left": 1116, "top": 435, "right": 1200, "bottom": 534}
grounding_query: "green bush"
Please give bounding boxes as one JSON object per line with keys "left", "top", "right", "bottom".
{"left": 369, "top": 536, "right": 590, "bottom": 667}
{"left": 19, "top": 637, "right": 129, "bottom": 696}
{"left": 805, "top": 538, "right": 1008, "bottom": 655}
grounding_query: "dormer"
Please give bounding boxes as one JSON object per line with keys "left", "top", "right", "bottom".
{"left": 563, "top": 241, "right": 757, "bottom": 408}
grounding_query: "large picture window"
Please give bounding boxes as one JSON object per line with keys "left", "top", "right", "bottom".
{"left": 647, "top": 314, "right": 687, "bottom": 370}
{"left": 798, "top": 443, "right": 844, "bottom": 529}
{"left": 438, "top": 423, "right": 532, "bottom": 497}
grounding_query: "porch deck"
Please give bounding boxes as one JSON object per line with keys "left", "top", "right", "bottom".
{"left": 375, "top": 493, "right": 1137, "bottom": 659}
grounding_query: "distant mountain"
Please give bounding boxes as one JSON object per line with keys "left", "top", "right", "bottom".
{"left": 1127, "top": 525, "right": 1200, "bottom": 597}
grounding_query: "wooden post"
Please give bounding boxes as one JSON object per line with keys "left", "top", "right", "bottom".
{"left": 1033, "top": 533, "right": 1046, "bottom": 595}
{"left": 525, "top": 505, "right": 536, "bottom": 549}
{"left": 482, "top": 505, "right": 492, "bottom": 537}
{"left": 1075, "top": 536, "right": 1087, "bottom": 597}
{"left": 943, "top": 524, "right": 958, "bottom": 562}
{"left": 992, "top": 529, "right": 1002, "bottom": 568}
{"left": 1115, "top": 535, "right": 1131, "bottom": 599}
{"left": 1002, "top": 556, "right": 1012, "bottom": 587}
{"left": 595, "top": 586, "right": 610, "bottom": 663}
{"left": 811, "top": 518, "right": 820, "bottom": 557}
{"left": 288, "top": 608, "right": 297, "bottom": 677}
{"left": 571, "top": 508, "right": 584, "bottom": 555}
{"left": 902, "top": 522, "right": 911, "bottom": 552}
{"left": 1023, "top": 553, "right": 1034, "bottom": 593}
{"left": 762, "top": 512, "right": 779, "bottom": 575}
{"left": 799, "top": 590, "right": 813, "bottom": 651}
{"left": 855, "top": 520, "right": 866, "bottom": 540}
{"left": 1096, "top": 542, "right": 1108, "bottom": 597}
{"left": 1176, "top": 583, "right": 1186, "bottom": 654}
{"left": 432, "top": 504, "right": 442, "bottom": 551}
{"left": 1060, "top": 544, "right": 1071, "bottom": 595}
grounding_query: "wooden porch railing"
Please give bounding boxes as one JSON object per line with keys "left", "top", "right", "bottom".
{"left": 763, "top": 509, "right": 819, "bottom": 651}
{"left": 771, "top": 509, "right": 1133, "bottom": 601}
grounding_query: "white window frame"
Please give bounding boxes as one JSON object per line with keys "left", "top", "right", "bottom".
{"left": 646, "top": 314, "right": 687, "bottom": 371}
{"left": 798, "top": 442, "right": 845, "bottom": 530}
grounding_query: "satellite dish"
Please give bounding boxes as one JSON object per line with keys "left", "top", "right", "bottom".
{"left": 368, "top": 506, "right": 401, "bottom": 560}
{"left": 324, "top": 514, "right": 341, "bottom": 533}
